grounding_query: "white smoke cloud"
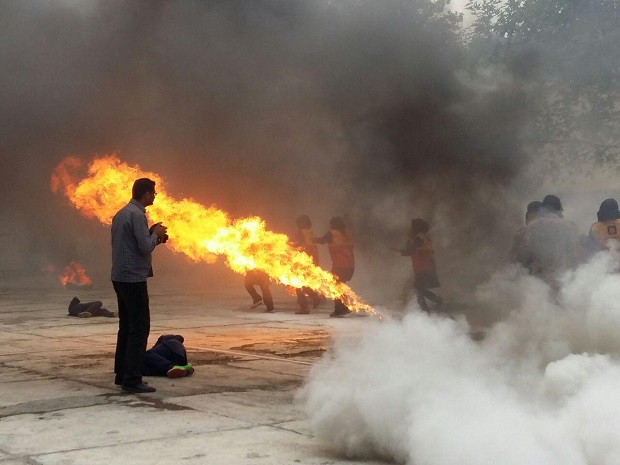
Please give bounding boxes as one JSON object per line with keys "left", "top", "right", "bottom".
{"left": 298, "top": 250, "right": 620, "bottom": 464}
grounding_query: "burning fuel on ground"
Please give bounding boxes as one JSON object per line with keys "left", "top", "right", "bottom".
{"left": 43, "top": 260, "right": 93, "bottom": 288}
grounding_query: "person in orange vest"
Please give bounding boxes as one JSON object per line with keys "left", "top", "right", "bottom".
{"left": 315, "top": 216, "right": 355, "bottom": 318}
{"left": 398, "top": 218, "right": 443, "bottom": 312}
{"left": 588, "top": 198, "right": 620, "bottom": 256}
{"left": 294, "top": 215, "right": 321, "bottom": 314}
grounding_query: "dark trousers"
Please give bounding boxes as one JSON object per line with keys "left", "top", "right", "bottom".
{"left": 113, "top": 281, "right": 150, "bottom": 386}
{"left": 68, "top": 301, "right": 114, "bottom": 317}
{"left": 296, "top": 287, "right": 320, "bottom": 310}
{"left": 414, "top": 284, "right": 442, "bottom": 312}
{"left": 143, "top": 339, "right": 187, "bottom": 376}
{"left": 333, "top": 267, "right": 354, "bottom": 314}
{"left": 244, "top": 273, "right": 274, "bottom": 310}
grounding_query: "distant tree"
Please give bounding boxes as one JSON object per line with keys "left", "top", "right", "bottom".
{"left": 466, "top": 0, "right": 620, "bottom": 174}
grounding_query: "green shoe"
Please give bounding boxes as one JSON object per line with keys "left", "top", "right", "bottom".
{"left": 166, "top": 364, "right": 194, "bottom": 378}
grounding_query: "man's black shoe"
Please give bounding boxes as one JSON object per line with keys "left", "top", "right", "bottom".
{"left": 122, "top": 382, "right": 156, "bottom": 393}
{"left": 329, "top": 309, "right": 352, "bottom": 318}
{"left": 116, "top": 375, "right": 150, "bottom": 387}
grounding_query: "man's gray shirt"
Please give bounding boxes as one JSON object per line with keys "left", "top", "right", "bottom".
{"left": 111, "top": 199, "right": 158, "bottom": 282}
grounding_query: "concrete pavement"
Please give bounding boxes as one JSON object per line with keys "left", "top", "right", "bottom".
{"left": 0, "top": 277, "right": 392, "bottom": 465}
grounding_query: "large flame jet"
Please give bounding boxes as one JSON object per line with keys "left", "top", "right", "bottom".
{"left": 51, "top": 154, "right": 375, "bottom": 314}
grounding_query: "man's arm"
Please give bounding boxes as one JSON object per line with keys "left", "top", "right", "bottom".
{"left": 515, "top": 227, "right": 533, "bottom": 267}
{"left": 314, "top": 231, "right": 332, "bottom": 245}
{"left": 131, "top": 212, "right": 158, "bottom": 255}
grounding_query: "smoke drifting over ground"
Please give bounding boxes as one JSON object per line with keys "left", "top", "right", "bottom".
{"left": 300, "top": 251, "right": 620, "bottom": 464}
{"left": 0, "top": 0, "right": 539, "bottom": 298}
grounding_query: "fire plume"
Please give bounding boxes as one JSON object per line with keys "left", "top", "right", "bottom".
{"left": 59, "top": 260, "right": 93, "bottom": 287}
{"left": 51, "top": 154, "right": 374, "bottom": 314}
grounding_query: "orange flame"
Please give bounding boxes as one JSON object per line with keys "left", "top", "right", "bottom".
{"left": 51, "top": 154, "right": 374, "bottom": 314}
{"left": 59, "top": 260, "right": 93, "bottom": 287}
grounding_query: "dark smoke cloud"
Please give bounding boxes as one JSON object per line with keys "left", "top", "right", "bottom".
{"left": 0, "top": 0, "right": 534, "bottom": 299}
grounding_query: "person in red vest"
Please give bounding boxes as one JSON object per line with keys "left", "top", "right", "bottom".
{"left": 399, "top": 218, "right": 443, "bottom": 312}
{"left": 315, "top": 216, "right": 355, "bottom": 318}
{"left": 294, "top": 215, "right": 322, "bottom": 314}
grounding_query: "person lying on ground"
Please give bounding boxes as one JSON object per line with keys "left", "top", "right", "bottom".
{"left": 68, "top": 297, "right": 117, "bottom": 318}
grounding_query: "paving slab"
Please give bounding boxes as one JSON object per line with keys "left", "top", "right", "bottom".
{"left": 0, "top": 368, "right": 50, "bottom": 383}
{"left": 168, "top": 389, "right": 302, "bottom": 424}
{"left": 33, "top": 426, "right": 389, "bottom": 465}
{"left": 0, "top": 377, "right": 113, "bottom": 408}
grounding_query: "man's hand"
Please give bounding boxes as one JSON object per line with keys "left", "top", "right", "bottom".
{"left": 150, "top": 222, "right": 168, "bottom": 243}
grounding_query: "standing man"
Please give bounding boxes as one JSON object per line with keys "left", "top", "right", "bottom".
{"left": 519, "top": 194, "right": 582, "bottom": 288}
{"left": 111, "top": 178, "right": 168, "bottom": 393}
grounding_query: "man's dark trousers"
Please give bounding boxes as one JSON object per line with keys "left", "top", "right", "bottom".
{"left": 113, "top": 281, "right": 150, "bottom": 386}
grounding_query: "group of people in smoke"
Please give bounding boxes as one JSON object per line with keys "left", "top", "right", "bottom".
{"left": 246, "top": 213, "right": 444, "bottom": 316}
{"left": 510, "top": 194, "right": 620, "bottom": 288}
{"left": 247, "top": 193, "right": 620, "bottom": 319}
{"left": 244, "top": 214, "right": 357, "bottom": 318}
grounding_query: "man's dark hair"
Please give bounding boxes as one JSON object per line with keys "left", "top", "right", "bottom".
{"left": 296, "top": 215, "right": 312, "bottom": 229}
{"left": 597, "top": 198, "right": 620, "bottom": 222}
{"left": 132, "top": 178, "right": 156, "bottom": 200}
{"left": 411, "top": 218, "right": 430, "bottom": 235}
{"left": 527, "top": 201, "right": 543, "bottom": 213}
{"left": 542, "top": 194, "right": 563, "bottom": 212}
{"left": 330, "top": 216, "right": 346, "bottom": 231}
{"left": 525, "top": 201, "right": 543, "bottom": 224}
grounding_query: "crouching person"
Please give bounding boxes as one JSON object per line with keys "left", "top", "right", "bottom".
{"left": 143, "top": 335, "right": 195, "bottom": 379}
